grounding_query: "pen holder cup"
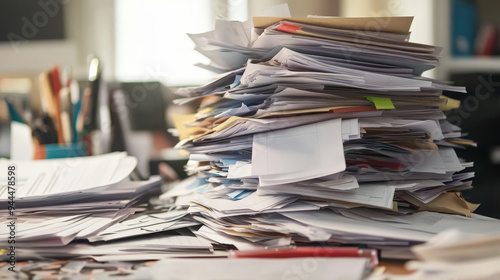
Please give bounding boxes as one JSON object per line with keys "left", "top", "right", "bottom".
{"left": 34, "top": 143, "right": 87, "bottom": 159}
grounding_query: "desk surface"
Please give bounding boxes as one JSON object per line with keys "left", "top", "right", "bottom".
{"left": 379, "top": 260, "right": 414, "bottom": 275}
{"left": 5, "top": 258, "right": 415, "bottom": 278}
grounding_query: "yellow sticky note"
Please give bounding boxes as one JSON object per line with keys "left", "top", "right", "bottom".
{"left": 365, "top": 96, "right": 395, "bottom": 110}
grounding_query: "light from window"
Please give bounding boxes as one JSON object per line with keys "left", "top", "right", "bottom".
{"left": 115, "top": 0, "right": 222, "bottom": 86}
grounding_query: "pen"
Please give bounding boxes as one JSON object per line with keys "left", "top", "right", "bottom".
{"left": 4, "top": 98, "right": 25, "bottom": 124}
{"left": 50, "top": 65, "right": 62, "bottom": 100}
{"left": 61, "top": 66, "right": 75, "bottom": 124}
{"left": 59, "top": 87, "right": 72, "bottom": 144}
{"left": 228, "top": 246, "right": 378, "bottom": 266}
{"left": 77, "top": 88, "right": 91, "bottom": 141}
{"left": 49, "top": 67, "right": 65, "bottom": 144}
{"left": 86, "top": 56, "right": 101, "bottom": 132}
{"left": 5, "top": 98, "right": 46, "bottom": 145}
{"left": 70, "top": 82, "right": 81, "bottom": 143}
{"left": 83, "top": 55, "right": 101, "bottom": 155}
{"left": 39, "top": 71, "right": 64, "bottom": 144}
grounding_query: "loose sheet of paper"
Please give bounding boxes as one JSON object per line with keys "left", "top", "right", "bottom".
{"left": 0, "top": 152, "right": 136, "bottom": 200}
{"left": 142, "top": 257, "right": 369, "bottom": 280}
{"left": 252, "top": 118, "right": 345, "bottom": 186}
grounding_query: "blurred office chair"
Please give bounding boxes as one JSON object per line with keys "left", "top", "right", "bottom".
{"left": 111, "top": 81, "right": 187, "bottom": 179}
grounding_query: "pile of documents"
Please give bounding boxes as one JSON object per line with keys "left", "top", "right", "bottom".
{"left": 169, "top": 14, "right": 500, "bottom": 257}
{"left": 372, "top": 229, "right": 500, "bottom": 280}
{"left": 0, "top": 259, "right": 154, "bottom": 279}
{"left": 0, "top": 153, "right": 215, "bottom": 261}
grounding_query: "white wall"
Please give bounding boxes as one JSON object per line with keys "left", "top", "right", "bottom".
{"left": 78, "top": 0, "right": 116, "bottom": 80}
{"left": 0, "top": 0, "right": 80, "bottom": 76}
{"left": 114, "top": 0, "right": 216, "bottom": 86}
{"left": 0, "top": 0, "right": 341, "bottom": 83}
{"left": 0, "top": 0, "right": 115, "bottom": 81}
{"left": 248, "top": 0, "right": 339, "bottom": 18}
{"left": 340, "top": 0, "right": 434, "bottom": 45}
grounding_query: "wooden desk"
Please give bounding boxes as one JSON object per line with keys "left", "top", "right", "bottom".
{"left": 378, "top": 260, "right": 414, "bottom": 275}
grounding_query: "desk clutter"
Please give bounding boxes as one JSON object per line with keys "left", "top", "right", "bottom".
{"left": 6, "top": 56, "right": 105, "bottom": 160}
{"left": 172, "top": 13, "right": 500, "bottom": 255}
{"left": 2, "top": 6, "right": 500, "bottom": 280}
{"left": 5, "top": 59, "right": 173, "bottom": 178}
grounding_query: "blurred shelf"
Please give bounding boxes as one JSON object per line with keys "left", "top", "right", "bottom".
{"left": 445, "top": 57, "right": 500, "bottom": 74}
{"left": 433, "top": 0, "right": 500, "bottom": 79}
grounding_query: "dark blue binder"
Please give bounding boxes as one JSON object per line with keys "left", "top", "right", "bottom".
{"left": 451, "top": 0, "right": 477, "bottom": 56}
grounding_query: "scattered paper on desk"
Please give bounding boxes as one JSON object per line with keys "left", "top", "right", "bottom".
{"left": 412, "top": 228, "right": 500, "bottom": 263}
{"left": 398, "top": 229, "right": 500, "bottom": 280}
{"left": 0, "top": 152, "right": 136, "bottom": 200}
{"left": 416, "top": 192, "right": 479, "bottom": 217}
{"left": 8, "top": 6, "right": 499, "bottom": 270}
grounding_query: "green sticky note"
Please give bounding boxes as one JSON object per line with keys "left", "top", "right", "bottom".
{"left": 365, "top": 96, "right": 395, "bottom": 110}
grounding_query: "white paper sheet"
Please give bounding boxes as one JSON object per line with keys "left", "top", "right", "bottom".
{"left": 140, "top": 257, "right": 370, "bottom": 280}
{"left": 0, "top": 152, "right": 136, "bottom": 200}
{"left": 252, "top": 118, "right": 345, "bottom": 185}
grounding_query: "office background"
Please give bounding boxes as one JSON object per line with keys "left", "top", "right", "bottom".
{"left": 1, "top": 0, "right": 499, "bottom": 218}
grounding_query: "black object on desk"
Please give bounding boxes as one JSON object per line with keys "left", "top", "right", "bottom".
{"left": 120, "top": 81, "right": 168, "bottom": 131}
{"left": 149, "top": 158, "right": 189, "bottom": 180}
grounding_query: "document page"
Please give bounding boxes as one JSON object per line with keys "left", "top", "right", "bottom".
{"left": 252, "top": 118, "right": 345, "bottom": 185}
{"left": 0, "top": 152, "right": 136, "bottom": 200}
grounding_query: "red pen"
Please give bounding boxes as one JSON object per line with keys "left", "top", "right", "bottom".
{"left": 228, "top": 246, "right": 378, "bottom": 266}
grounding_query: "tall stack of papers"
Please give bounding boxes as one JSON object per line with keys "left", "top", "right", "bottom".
{"left": 170, "top": 15, "right": 500, "bottom": 256}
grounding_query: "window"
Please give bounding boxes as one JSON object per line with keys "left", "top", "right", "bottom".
{"left": 115, "top": 0, "right": 248, "bottom": 87}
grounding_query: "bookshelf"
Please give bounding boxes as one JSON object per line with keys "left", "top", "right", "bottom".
{"left": 434, "top": 0, "right": 500, "bottom": 219}
{"left": 444, "top": 57, "right": 500, "bottom": 73}
{"left": 434, "top": 0, "right": 500, "bottom": 80}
